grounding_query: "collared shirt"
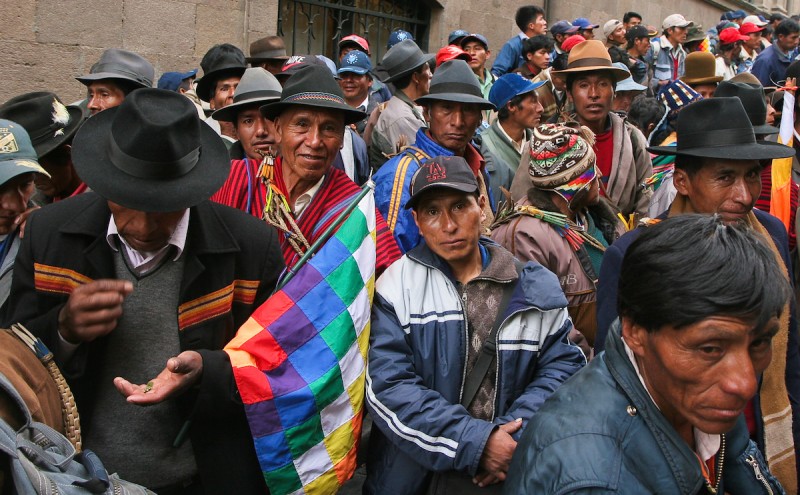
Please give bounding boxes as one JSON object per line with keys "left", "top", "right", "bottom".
{"left": 356, "top": 94, "right": 370, "bottom": 112}
{"left": 622, "top": 337, "right": 720, "bottom": 463}
{"left": 497, "top": 121, "right": 525, "bottom": 153}
{"left": 106, "top": 209, "right": 190, "bottom": 276}
{"left": 293, "top": 175, "right": 325, "bottom": 216}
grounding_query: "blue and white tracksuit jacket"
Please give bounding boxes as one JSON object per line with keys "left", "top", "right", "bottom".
{"left": 364, "top": 239, "right": 586, "bottom": 494}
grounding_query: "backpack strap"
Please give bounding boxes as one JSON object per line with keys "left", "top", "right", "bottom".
{"left": 461, "top": 260, "right": 525, "bottom": 409}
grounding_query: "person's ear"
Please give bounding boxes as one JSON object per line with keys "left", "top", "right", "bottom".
{"left": 672, "top": 167, "right": 691, "bottom": 196}
{"left": 621, "top": 316, "right": 648, "bottom": 358}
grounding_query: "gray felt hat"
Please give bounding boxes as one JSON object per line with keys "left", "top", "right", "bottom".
{"left": 212, "top": 68, "right": 282, "bottom": 122}
{"left": 415, "top": 60, "right": 495, "bottom": 110}
{"left": 76, "top": 49, "right": 154, "bottom": 89}
{"left": 380, "top": 39, "right": 434, "bottom": 83}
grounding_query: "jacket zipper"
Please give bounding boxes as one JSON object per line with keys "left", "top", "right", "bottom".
{"left": 458, "top": 289, "right": 469, "bottom": 405}
{"left": 745, "top": 454, "right": 774, "bottom": 495}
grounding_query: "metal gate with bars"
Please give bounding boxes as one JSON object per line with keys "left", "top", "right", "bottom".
{"left": 277, "top": 0, "right": 431, "bottom": 65}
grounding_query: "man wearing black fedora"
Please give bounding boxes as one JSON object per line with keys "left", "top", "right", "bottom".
{"left": 373, "top": 59, "right": 496, "bottom": 253}
{"left": 76, "top": 48, "right": 154, "bottom": 116}
{"left": 368, "top": 39, "right": 434, "bottom": 170}
{"left": 594, "top": 97, "right": 800, "bottom": 491}
{"left": 246, "top": 35, "right": 290, "bottom": 75}
{"left": 0, "top": 92, "right": 87, "bottom": 203}
{"left": 4, "top": 89, "right": 284, "bottom": 494}
{"left": 209, "top": 67, "right": 282, "bottom": 217}
{"left": 197, "top": 43, "right": 248, "bottom": 145}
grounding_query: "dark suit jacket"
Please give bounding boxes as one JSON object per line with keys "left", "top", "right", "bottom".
{"left": 3, "top": 192, "right": 284, "bottom": 494}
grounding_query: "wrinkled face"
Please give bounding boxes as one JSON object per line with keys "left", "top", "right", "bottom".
{"left": 425, "top": 100, "right": 482, "bottom": 154}
{"left": 87, "top": 81, "right": 127, "bottom": 115}
{"left": 462, "top": 41, "right": 490, "bottom": 72}
{"left": 236, "top": 107, "right": 277, "bottom": 162}
{"left": 580, "top": 28, "right": 595, "bottom": 40}
{"left": 530, "top": 14, "right": 548, "bottom": 36}
{"left": 777, "top": 31, "right": 800, "bottom": 53}
{"left": 692, "top": 83, "right": 717, "bottom": 100}
{"left": 624, "top": 315, "right": 776, "bottom": 439}
{"left": 612, "top": 90, "right": 642, "bottom": 113}
{"left": 745, "top": 31, "right": 763, "bottom": 51}
{"left": 107, "top": 201, "right": 186, "bottom": 253}
{"left": 610, "top": 25, "right": 627, "bottom": 44}
{"left": 568, "top": 73, "right": 614, "bottom": 128}
{"left": 35, "top": 145, "right": 78, "bottom": 198}
{"left": 508, "top": 92, "right": 544, "bottom": 129}
{"left": 633, "top": 37, "right": 651, "bottom": 57}
{"left": 338, "top": 72, "right": 372, "bottom": 103}
{"left": 412, "top": 190, "right": 485, "bottom": 267}
{"left": 416, "top": 64, "right": 434, "bottom": 95}
{"left": 273, "top": 105, "right": 345, "bottom": 184}
{"left": 210, "top": 76, "right": 240, "bottom": 110}
{"left": 668, "top": 26, "right": 688, "bottom": 44}
{"left": 527, "top": 48, "right": 551, "bottom": 70}
{"left": 0, "top": 173, "right": 35, "bottom": 235}
{"left": 673, "top": 158, "right": 761, "bottom": 223}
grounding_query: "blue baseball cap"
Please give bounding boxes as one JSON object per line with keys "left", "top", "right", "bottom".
{"left": 573, "top": 18, "right": 599, "bottom": 30}
{"left": 460, "top": 33, "right": 489, "bottom": 49}
{"left": 388, "top": 29, "right": 414, "bottom": 50}
{"left": 551, "top": 20, "right": 580, "bottom": 36}
{"left": 489, "top": 73, "right": 546, "bottom": 110}
{"left": 612, "top": 63, "right": 647, "bottom": 92}
{"left": 157, "top": 69, "right": 199, "bottom": 91}
{"left": 0, "top": 119, "right": 49, "bottom": 186}
{"left": 448, "top": 29, "right": 470, "bottom": 45}
{"left": 337, "top": 50, "right": 373, "bottom": 75}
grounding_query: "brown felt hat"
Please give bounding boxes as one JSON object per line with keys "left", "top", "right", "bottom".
{"left": 247, "top": 36, "right": 290, "bottom": 63}
{"left": 680, "top": 51, "right": 722, "bottom": 85}
{"left": 551, "top": 40, "right": 629, "bottom": 82}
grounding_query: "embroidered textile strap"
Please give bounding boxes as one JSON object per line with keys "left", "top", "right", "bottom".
{"left": 257, "top": 151, "right": 311, "bottom": 257}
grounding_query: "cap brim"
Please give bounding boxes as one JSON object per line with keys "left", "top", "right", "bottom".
{"left": 616, "top": 81, "right": 647, "bottom": 92}
{"left": 76, "top": 73, "right": 150, "bottom": 88}
{"left": 416, "top": 93, "right": 496, "bottom": 110}
{"left": 552, "top": 66, "right": 631, "bottom": 83}
{"left": 405, "top": 182, "right": 479, "bottom": 209}
{"left": 72, "top": 106, "right": 231, "bottom": 212}
{"left": 34, "top": 105, "right": 86, "bottom": 158}
{"left": 212, "top": 95, "right": 281, "bottom": 122}
{"left": 337, "top": 67, "right": 371, "bottom": 75}
{"left": 648, "top": 141, "right": 794, "bottom": 160}
{"left": 0, "top": 159, "right": 49, "bottom": 186}
{"left": 260, "top": 100, "right": 367, "bottom": 125}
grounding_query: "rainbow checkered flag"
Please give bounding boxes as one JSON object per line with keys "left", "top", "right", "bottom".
{"left": 225, "top": 192, "right": 376, "bottom": 495}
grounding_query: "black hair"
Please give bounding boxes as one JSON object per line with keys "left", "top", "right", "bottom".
{"left": 775, "top": 19, "right": 800, "bottom": 38}
{"left": 522, "top": 35, "right": 554, "bottom": 56}
{"left": 623, "top": 12, "right": 642, "bottom": 24}
{"left": 177, "top": 77, "right": 193, "bottom": 92}
{"left": 770, "top": 13, "right": 787, "bottom": 24}
{"left": 673, "top": 154, "right": 705, "bottom": 175}
{"left": 497, "top": 93, "right": 527, "bottom": 121}
{"left": 627, "top": 95, "right": 664, "bottom": 137}
{"left": 626, "top": 34, "right": 648, "bottom": 50}
{"left": 619, "top": 214, "right": 791, "bottom": 332}
{"left": 565, "top": 70, "right": 616, "bottom": 91}
{"left": 515, "top": 6, "right": 545, "bottom": 32}
{"left": 394, "top": 65, "right": 426, "bottom": 90}
{"left": 115, "top": 79, "right": 142, "bottom": 96}
{"left": 551, "top": 53, "right": 569, "bottom": 71}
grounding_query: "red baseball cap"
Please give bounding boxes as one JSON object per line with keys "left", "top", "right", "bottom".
{"left": 561, "top": 34, "right": 587, "bottom": 53}
{"left": 435, "top": 45, "right": 471, "bottom": 67}
{"left": 739, "top": 22, "right": 765, "bottom": 36}
{"left": 339, "top": 35, "right": 370, "bottom": 55}
{"left": 719, "top": 27, "right": 749, "bottom": 45}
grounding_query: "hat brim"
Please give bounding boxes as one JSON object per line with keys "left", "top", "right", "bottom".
{"left": 76, "top": 73, "right": 150, "bottom": 89}
{"left": 0, "top": 159, "right": 50, "bottom": 186}
{"left": 404, "top": 182, "right": 479, "bottom": 209}
{"left": 382, "top": 54, "right": 435, "bottom": 83}
{"left": 681, "top": 75, "right": 724, "bottom": 85}
{"left": 246, "top": 55, "right": 291, "bottom": 63}
{"left": 34, "top": 105, "right": 85, "bottom": 158}
{"left": 212, "top": 94, "right": 281, "bottom": 122}
{"left": 71, "top": 106, "right": 231, "bottom": 212}
{"left": 196, "top": 67, "right": 247, "bottom": 102}
{"left": 648, "top": 141, "right": 794, "bottom": 160}
{"left": 552, "top": 66, "right": 631, "bottom": 83}
{"left": 616, "top": 81, "right": 648, "bottom": 92}
{"left": 415, "top": 93, "right": 496, "bottom": 110}
{"left": 753, "top": 123, "right": 780, "bottom": 136}
{"left": 259, "top": 100, "right": 367, "bottom": 125}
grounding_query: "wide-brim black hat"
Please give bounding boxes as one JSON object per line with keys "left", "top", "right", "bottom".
{"left": 212, "top": 68, "right": 282, "bottom": 122}
{"left": 416, "top": 60, "right": 496, "bottom": 110}
{"left": 380, "top": 39, "right": 434, "bottom": 83}
{"left": 197, "top": 44, "right": 248, "bottom": 102}
{"left": 0, "top": 92, "right": 85, "bottom": 158}
{"left": 72, "top": 88, "right": 230, "bottom": 212}
{"left": 260, "top": 64, "right": 366, "bottom": 125}
{"left": 648, "top": 97, "right": 794, "bottom": 160}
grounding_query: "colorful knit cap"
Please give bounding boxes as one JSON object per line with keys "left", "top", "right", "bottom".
{"left": 658, "top": 79, "right": 703, "bottom": 121}
{"left": 552, "top": 166, "right": 598, "bottom": 206}
{"left": 528, "top": 123, "right": 596, "bottom": 190}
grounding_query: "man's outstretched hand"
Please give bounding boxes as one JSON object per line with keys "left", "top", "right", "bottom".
{"left": 114, "top": 351, "right": 203, "bottom": 405}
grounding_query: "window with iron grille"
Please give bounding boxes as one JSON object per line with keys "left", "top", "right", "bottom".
{"left": 277, "top": 0, "right": 431, "bottom": 66}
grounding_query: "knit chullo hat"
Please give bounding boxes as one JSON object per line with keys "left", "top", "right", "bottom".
{"left": 658, "top": 79, "right": 703, "bottom": 120}
{"left": 528, "top": 123, "right": 597, "bottom": 204}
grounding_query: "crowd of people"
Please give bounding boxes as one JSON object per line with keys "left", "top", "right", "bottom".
{"left": 0, "top": 3, "right": 800, "bottom": 494}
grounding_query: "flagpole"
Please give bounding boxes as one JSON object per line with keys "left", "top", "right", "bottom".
{"left": 274, "top": 180, "right": 374, "bottom": 293}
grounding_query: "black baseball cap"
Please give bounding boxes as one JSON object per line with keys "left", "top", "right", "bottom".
{"left": 626, "top": 25, "right": 654, "bottom": 43}
{"left": 405, "top": 156, "right": 478, "bottom": 210}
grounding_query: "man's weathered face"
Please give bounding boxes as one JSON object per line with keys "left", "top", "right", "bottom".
{"left": 508, "top": 92, "right": 543, "bottom": 129}
{"left": 568, "top": 73, "right": 614, "bottom": 128}
{"left": 425, "top": 100, "right": 482, "bottom": 155}
{"left": 668, "top": 26, "right": 688, "bottom": 44}
{"left": 338, "top": 72, "right": 372, "bottom": 104}
{"left": 35, "top": 145, "right": 78, "bottom": 198}
{"left": 633, "top": 37, "right": 651, "bottom": 57}
{"left": 107, "top": 201, "right": 186, "bottom": 253}
{"left": 691, "top": 83, "right": 717, "bottom": 100}
{"left": 745, "top": 31, "right": 763, "bottom": 51}
{"left": 415, "top": 64, "right": 434, "bottom": 95}
{"left": 0, "top": 173, "right": 35, "bottom": 235}
{"left": 462, "top": 41, "right": 490, "bottom": 73}
{"left": 777, "top": 31, "right": 800, "bottom": 53}
{"left": 210, "top": 76, "right": 240, "bottom": 110}
{"left": 624, "top": 314, "right": 775, "bottom": 438}
{"left": 625, "top": 17, "right": 642, "bottom": 29}
{"left": 273, "top": 105, "right": 345, "bottom": 184}
{"left": 412, "top": 190, "right": 485, "bottom": 267}
{"left": 87, "top": 80, "right": 127, "bottom": 115}
{"left": 236, "top": 106, "right": 277, "bottom": 162}
{"left": 259, "top": 60, "right": 286, "bottom": 75}
{"left": 580, "top": 28, "right": 595, "bottom": 40}
{"left": 673, "top": 158, "right": 761, "bottom": 223}
{"left": 609, "top": 25, "right": 627, "bottom": 44}
{"left": 611, "top": 90, "right": 642, "bottom": 113}
{"left": 526, "top": 48, "right": 551, "bottom": 70}
{"left": 529, "top": 14, "right": 547, "bottom": 36}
